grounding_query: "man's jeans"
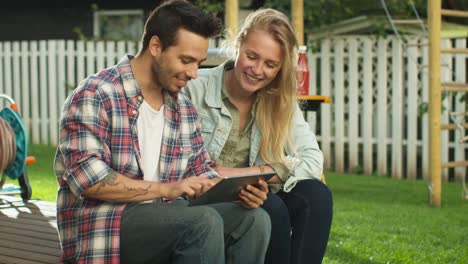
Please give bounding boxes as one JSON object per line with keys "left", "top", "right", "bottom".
{"left": 120, "top": 200, "right": 271, "bottom": 264}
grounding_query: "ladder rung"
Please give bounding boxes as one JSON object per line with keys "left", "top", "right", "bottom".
{"left": 449, "top": 112, "right": 468, "bottom": 117}
{"left": 441, "top": 160, "right": 468, "bottom": 169}
{"left": 441, "top": 123, "right": 468, "bottom": 130}
{"left": 441, "top": 9, "right": 468, "bottom": 18}
{"left": 441, "top": 48, "right": 468, "bottom": 54}
{"left": 442, "top": 82, "right": 468, "bottom": 92}
{"left": 392, "top": 19, "right": 423, "bottom": 24}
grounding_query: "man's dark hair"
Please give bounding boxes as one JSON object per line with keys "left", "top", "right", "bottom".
{"left": 141, "top": 0, "right": 222, "bottom": 51}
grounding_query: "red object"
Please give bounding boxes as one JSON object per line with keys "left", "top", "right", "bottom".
{"left": 296, "top": 46, "right": 309, "bottom": 96}
{"left": 26, "top": 156, "right": 36, "bottom": 165}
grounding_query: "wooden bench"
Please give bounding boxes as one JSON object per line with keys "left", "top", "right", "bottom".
{"left": 0, "top": 195, "right": 60, "bottom": 264}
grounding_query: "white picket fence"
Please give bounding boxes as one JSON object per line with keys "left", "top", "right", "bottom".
{"left": 307, "top": 36, "right": 467, "bottom": 181}
{"left": 0, "top": 40, "right": 140, "bottom": 147}
{"left": 0, "top": 37, "right": 466, "bottom": 180}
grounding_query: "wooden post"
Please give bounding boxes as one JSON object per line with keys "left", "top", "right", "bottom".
{"left": 225, "top": 0, "right": 238, "bottom": 39}
{"left": 428, "top": 0, "right": 442, "bottom": 206}
{"left": 292, "top": 0, "right": 304, "bottom": 45}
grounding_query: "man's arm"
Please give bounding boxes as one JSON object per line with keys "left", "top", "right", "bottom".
{"left": 83, "top": 172, "right": 215, "bottom": 202}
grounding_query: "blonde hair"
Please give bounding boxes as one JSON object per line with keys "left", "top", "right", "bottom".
{"left": 226, "top": 9, "right": 299, "bottom": 165}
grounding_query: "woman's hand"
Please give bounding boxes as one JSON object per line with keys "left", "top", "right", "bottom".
{"left": 238, "top": 179, "right": 269, "bottom": 209}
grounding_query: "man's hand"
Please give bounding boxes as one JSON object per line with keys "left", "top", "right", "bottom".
{"left": 160, "top": 176, "right": 215, "bottom": 199}
{"left": 238, "top": 179, "right": 269, "bottom": 209}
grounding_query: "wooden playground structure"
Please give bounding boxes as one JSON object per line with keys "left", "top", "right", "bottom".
{"left": 428, "top": 1, "right": 468, "bottom": 206}
{"left": 226, "top": 0, "right": 306, "bottom": 45}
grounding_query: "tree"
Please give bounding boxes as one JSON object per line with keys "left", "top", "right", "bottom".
{"left": 264, "top": 0, "right": 428, "bottom": 30}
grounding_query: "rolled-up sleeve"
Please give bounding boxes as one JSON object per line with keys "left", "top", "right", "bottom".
{"left": 58, "top": 88, "right": 113, "bottom": 197}
{"left": 282, "top": 104, "right": 323, "bottom": 192}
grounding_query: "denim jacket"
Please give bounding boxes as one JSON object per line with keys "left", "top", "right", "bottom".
{"left": 183, "top": 61, "right": 323, "bottom": 192}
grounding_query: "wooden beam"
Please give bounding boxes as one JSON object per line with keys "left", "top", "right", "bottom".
{"left": 441, "top": 123, "right": 468, "bottom": 130}
{"left": 441, "top": 48, "right": 468, "bottom": 54}
{"left": 441, "top": 9, "right": 468, "bottom": 18}
{"left": 428, "top": 0, "right": 442, "bottom": 207}
{"left": 441, "top": 160, "right": 468, "bottom": 169}
{"left": 291, "top": 0, "right": 304, "bottom": 45}
{"left": 392, "top": 19, "right": 424, "bottom": 24}
{"left": 442, "top": 82, "right": 468, "bottom": 92}
{"left": 225, "top": 0, "right": 238, "bottom": 38}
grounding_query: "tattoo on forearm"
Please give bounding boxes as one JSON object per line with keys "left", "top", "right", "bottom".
{"left": 92, "top": 173, "right": 152, "bottom": 199}
{"left": 125, "top": 184, "right": 151, "bottom": 199}
{"left": 93, "top": 173, "right": 119, "bottom": 194}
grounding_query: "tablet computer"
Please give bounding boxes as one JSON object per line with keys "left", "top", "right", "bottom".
{"left": 188, "top": 171, "right": 276, "bottom": 206}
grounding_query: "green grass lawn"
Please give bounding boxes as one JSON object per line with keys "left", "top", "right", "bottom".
{"left": 324, "top": 172, "right": 468, "bottom": 264}
{"left": 4, "top": 144, "right": 58, "bottom": 202}
{"left": 4, "top": 144, "right": 468, "bottom": 263}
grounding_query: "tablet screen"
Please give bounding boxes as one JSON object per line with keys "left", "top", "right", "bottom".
{"left": 188, "top": 171, "right": 276, "bottom": 206}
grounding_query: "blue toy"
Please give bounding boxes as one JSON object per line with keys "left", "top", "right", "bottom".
{"left": 0, "top": 94, "right": 32, "bottom": 201}
{"left": 0, "top": 107, "right": 28, "bottom": 180}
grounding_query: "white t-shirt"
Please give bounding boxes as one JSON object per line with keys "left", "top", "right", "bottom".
{"left": 137, "top": 101, "right": 165, "bottom": 182}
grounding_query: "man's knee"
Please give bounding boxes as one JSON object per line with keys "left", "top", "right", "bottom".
{"left": 189, "top": 206, "right": 224, "bottom": 237}
{"left": 247, "top": 208, "right": 271, "bottom": 240}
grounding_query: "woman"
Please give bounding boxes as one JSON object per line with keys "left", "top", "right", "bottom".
{"left": 184, "top": 8, "right": 333, "bottom": 264}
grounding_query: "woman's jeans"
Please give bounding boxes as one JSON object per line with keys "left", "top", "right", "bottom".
{"left": 261, "top": 179, "right": 333, "bottom": 264}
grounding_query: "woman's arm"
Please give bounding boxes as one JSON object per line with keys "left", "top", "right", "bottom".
{"left": 286, "top": 104, "right": 324, "bottom": 180}
{"left": 214, "top": 165, "right": 283, "bottom": 184}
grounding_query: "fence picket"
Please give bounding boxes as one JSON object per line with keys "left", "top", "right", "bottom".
{"left": 30, "top": 41, "right": 40, "bottom": 144}
{"left": 406, "top": 38, "right": 419, "bottom": 179}
{"left": 421, "top": 45, "right": 429, "bottom": 180}
{"left": 348, "top": 38, "right": 359, "bottom": 172}
{"left": 39, "top": 40, "right": 48, "bottom": 144}
{"left": 127, "top": 41, "right": 137, "bottom": 56}
{"left": 77, "top": 41, "right": 85, "bottom": 83}
{"left": 334, "top": 39, "right": 345, "bottom": 173}
{"left": 96, "top": 41, "right": 105, "bottom": 71}
{"left": 106, "top": 41, "right": 116, "bottom": 68}
{"left": 4, "top": 42, "right": 12, "bottom": 102}
{"left": 86, "top": 41, "right": 95, "bottom": 77}
{"left": 20, "top": 41, "right": 30, "bottom": 133}
{"left": 362, "top": 37, "right": 373, "bottom": 175}
{"left": 307, "top": 49, "right": 317, "bottom": 130}
{"left": 66, "top": 40, "right": 76, "bottom": 97}
{"left": 12, "top": 42, "right": 21, "bottom": 115}
{"left": 47, "top": 40, "right": 58, "bottom": 145}
{"left": 376, "top": 38, "right": 388, "bottom": 176}
{"left": 57, "top": 40, "right": 66, "bottom": 125}
{"left": 391, "top": 38, "right": 403, "bottom": 179}
{"left": 117, "top": 41, "right": 126, "bottom": 61}
{"left": 320, "top": 40, "right": 332, "bottom": 170}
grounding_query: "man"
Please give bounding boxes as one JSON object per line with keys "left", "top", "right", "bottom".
{"left": 54, "top": 1, "right": 271, "bottom": 263}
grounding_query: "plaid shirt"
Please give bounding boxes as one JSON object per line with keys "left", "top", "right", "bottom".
{"left": 54, "top": 55, "right": 218, "bottom": 263}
